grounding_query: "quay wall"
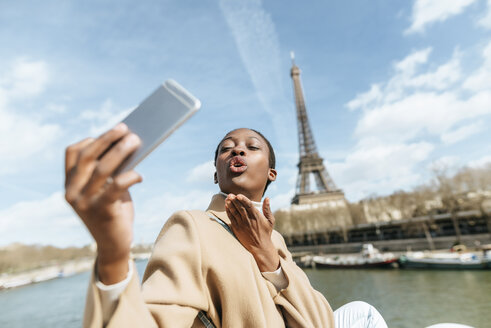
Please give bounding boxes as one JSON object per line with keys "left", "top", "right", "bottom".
{"left": 288, "top": 233, "right": 491, "bottom": 254}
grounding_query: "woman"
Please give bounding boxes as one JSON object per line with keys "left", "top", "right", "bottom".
{"left": 65, "top": 125, "right": 386, "bottom": 327}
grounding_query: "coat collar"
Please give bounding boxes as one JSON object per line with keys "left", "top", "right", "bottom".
{"left": 206, "top": 193, "right": 231, "bottom": 225}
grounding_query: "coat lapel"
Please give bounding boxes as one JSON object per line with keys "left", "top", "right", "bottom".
{"left": 206, "top": 193, "right": 231, "bottom": 225}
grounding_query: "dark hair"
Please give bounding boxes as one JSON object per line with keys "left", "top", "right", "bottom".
{"left": 214, "top": 128, "right": 276, "bottom": 193}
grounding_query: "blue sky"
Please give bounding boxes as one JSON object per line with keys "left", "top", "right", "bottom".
{"left": 1, "top": 0, "right": 491, "bottom": 246}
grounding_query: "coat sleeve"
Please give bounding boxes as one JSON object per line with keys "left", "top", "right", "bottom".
{"left": 83, "top": 211, "right": 208, "bottom": 328}
{"left": 268, "top": 231, "right": 335, "bottom": 328}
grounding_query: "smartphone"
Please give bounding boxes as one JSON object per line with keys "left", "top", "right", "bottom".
{"left": 114, "top": 79, "right": 201, "bottom": 175}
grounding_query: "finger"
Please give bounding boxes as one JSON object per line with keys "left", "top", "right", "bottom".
{"left": 226, "top": 206, "right": 240, "bottom": 235}
{"left": 84, "top": 133, "right": 141, "bottom": 196}
{"left": 236, "top": 194, "right": 258, "bottom": 218}
{"left": 225, "top": 200, "right": 240, "bottom": 226}
{"left": 65, "top": 138, "right": 95, "bottom": 186}
{"left": 78, "top": 123, "right": 129, "bottom": 167}
{"left": 236, "top": 194, "right": 254, "bottom": 210}
{"left": 225, "top": 195, "right": 237, "bottom": 216}
{"left": 226, "top": 196, "right": 247, "bottom": 226}
{"left": 101, "top": 170, "right": 143, "bottom": 202}
{"left": 231, "top": 197, "right": 249, "bottom": 221}
{"left": 225, "top": 196, "right": 239, "bottom": 219}
{"left": 66, "top": 124, "right": 130, "bottom": 202}
{"left": 263, "top": 198, "right": 275, "bottom": 226}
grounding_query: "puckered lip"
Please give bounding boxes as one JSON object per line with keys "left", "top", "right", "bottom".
{"left": 230, "top": 156, "right": 247, "bottom": 167}
{"left": 229, "top": 156, "right": 247, "bottom": 173}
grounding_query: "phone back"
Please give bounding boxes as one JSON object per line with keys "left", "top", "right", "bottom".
{"left": 116, "top": 80, "right": 201, "bottom": 174}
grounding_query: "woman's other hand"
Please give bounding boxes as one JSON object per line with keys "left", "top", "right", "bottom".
{"left": 64, "top": 123, "right": 142, "bottom": 284}
{"left": 225, "top": 194, "right": 280, "bottom": 272}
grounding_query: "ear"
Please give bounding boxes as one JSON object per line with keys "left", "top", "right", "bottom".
{"left": 268, "top": 168, "right": 277, "bottom": 182}
{"left": 214, "top": 172, "right": 218, "bottom": 184}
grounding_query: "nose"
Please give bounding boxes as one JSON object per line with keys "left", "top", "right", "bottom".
{"left": 231, "top": 145, "right": 246, "bottom": 156}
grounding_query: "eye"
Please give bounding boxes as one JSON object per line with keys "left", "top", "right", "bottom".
{"left": 248, "top": 146, "right": 260, "bottom": 150}
{"left": 220, "top": 146, "right": 232, "bottom": 153}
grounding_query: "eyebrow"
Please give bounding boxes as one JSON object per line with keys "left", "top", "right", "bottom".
{"left": 221, "top": 136, "right": 262, "bottom": 143}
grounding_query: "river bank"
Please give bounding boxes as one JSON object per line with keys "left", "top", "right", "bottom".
{"left": 0, "top": 252, "right": 151, "bottom": 290}
{"left": 0, "top": 259, "right": 94, "bottom": 289}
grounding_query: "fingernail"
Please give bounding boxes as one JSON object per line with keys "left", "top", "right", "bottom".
{"left": 115, "top": 123, "right": 128, "bottom": 132}
{"left": 125, "top": 133, "right": 140, "bottom": 146}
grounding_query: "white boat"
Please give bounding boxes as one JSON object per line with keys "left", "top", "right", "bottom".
{"left": 399, "top": 250, "right": 490, "bottom": 270}
{"left": 313, "top": 244, "right": 398, "bottom": 269}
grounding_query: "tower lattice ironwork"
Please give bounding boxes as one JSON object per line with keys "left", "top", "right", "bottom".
{"left": 290, "top": 52, "right": 342, "bottom": 205}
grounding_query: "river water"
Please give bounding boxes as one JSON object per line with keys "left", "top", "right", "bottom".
{"left": 1, "top": 260, "right": 489, "bottom": 327}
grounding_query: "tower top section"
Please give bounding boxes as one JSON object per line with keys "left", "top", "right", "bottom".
{"left": 290, "top": 51, "right": 301, "bottom": 77}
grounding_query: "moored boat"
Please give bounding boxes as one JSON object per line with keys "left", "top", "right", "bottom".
{"left": 313, "top": 244, "right": 398, "bottom": 269}
{"left": 399, "top": 251, "right": 490, "bottom": 270}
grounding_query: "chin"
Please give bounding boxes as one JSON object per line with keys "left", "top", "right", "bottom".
{"left": 222, "top": 181, "right": 265, "bottom": 200}
{"left": 224, "top": 184, "right": 250, "bottom": 196}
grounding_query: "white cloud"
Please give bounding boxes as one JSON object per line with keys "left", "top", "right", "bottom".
{"left": 0, "top": 188, "right": 218, "bottom": 247}
{"left": 428, "top": 155, "right": 461, "bottom": 172}
{"left": 355, "top": 90, "right": 491, "bottom": 143}
{"left": 349, "top": 48, "right": 489, "bottom": 145}
{"left": 0, "top": 111, "right": 61, "bottom": 173}
{"left": 136, "top": 190, "right": 215, "bottom": 225}
{"left": 407, "top": 51, "right": 461, "bottom": 89}
{"left": 394, "top": 47, "right": 432, "bottom": 73}
{"left": 269, "top": 188, "right": 295, "bottom": 211}
{"left": 440, "top": 120, "right": 484, "bottom": 144}
{"left": 1, "top": 58, "right": 50, "bottom": 98}
{"left": 0, "top": 58, "right": 61, "bottom": 175}
{"left": 349, "top": 48, "right": 462, "bottom": 112}
{"left": 405, "top": 0, "right": 477, "bottom": 34}
{"left": 0, "top": 192, "right": 89, "bottom": 247}
{"left": 0, "top": 187, "right": 218, "bottom": 247}
{"left": 330, "top": 141, "right": 434, "bottom": 200}
{"left": 186, "top": 160, "right": 215, "bottom": 183}
{"left": 342, "top": 43, "right": 491, "bottom": 200}
{"left": 463, "top": 41, "right": 491, "bottom": 91}
{"left": 78, "top": 99, "right": 133, "bottom": 136}
{"left": 478, "top": 0, "right": 491, "bottom": 29}
{"left": 468, "top": 154, "right": 491, "bottom": 167}
{"left": 46, "top": 103, "right": 66, "bottom": 113}
{"left": 346, "top": 84, "right": 382, "bottom": 111}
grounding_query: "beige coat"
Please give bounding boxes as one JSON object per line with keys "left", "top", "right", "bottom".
{"left": 83, "top": 194, "right": 334, "bottom": 328}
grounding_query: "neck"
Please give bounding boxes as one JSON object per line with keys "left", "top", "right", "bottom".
{"left": 219, "top": 191, "right": 263, "bottom": 212}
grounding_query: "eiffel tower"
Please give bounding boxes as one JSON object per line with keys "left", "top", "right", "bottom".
{"left": 290, "top": 52, "right": 345, "bottom": 205}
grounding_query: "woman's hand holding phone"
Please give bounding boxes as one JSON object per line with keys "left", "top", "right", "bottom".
{"left": 64, "top": 123, "right": 142, "bottom": 284}
{"left": 64, "top": 80, "right": 199, "bottom": 284}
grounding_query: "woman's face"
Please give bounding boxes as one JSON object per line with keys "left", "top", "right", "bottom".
{"left": 215, "top": 128, "right": 276, "bottom": 202}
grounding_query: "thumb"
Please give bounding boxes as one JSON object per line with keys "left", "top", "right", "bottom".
{"left": 262, "top": 198, "right": 275, "bottom": 226}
